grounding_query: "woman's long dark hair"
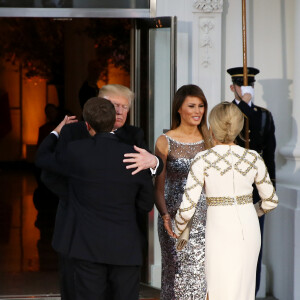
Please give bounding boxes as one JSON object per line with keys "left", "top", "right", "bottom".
{"left": 171, "top": 84, "right": 212, "bottom": 149}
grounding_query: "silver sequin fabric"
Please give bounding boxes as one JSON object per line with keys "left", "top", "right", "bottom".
{"left": 158, "top": 135, "right": 207, "bottom": 300}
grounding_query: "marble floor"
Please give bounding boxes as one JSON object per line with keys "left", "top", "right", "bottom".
{"left": 0, "top": 164, "right": 59, "bottom": 297}
{"left": 0, "top": 164, "right": 277, "bottom": 300}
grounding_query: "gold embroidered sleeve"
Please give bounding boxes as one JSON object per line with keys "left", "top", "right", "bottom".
{"left": 174, "top": 154, "right": 205, "bottom": 236}
{"left": 254, "top": 155, "right": 278, "bottom": 216}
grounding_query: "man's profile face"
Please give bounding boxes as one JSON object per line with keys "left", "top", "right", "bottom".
{"left": 230, "top": 84, "right": 242, "bottom": 99}
{"left": 105, "top": 94, "right": 130, "bottom": 130}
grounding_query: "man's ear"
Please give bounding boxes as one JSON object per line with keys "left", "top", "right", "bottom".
{"left": 230, "top": 84, "right": 235, "bottom": 92}
{"left": 85, "top": 121, "right": 97, "bottom": 136}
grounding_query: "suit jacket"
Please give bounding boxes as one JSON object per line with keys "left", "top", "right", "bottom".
{"left": 36, "top": 132, "right": 154, "bottom": 265}
{"left": 37, "top": 121, "right": 161, "bottom": 254}
{"left": 42, "top": 122, "right": 163, "bottom": 196}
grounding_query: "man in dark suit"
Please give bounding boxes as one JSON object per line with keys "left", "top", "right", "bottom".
{"left": 38, "top": 84, "right": 163, "bottom": 300}
{"left": 227, "top": 67, "right": 276, "bottom": 295}
{"left": 36, "top": 98, "right": 154, "bottom": 300}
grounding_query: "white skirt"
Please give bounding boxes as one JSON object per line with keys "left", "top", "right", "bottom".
{"left": 205, "top": 203, "right": 261, "bottom": 300}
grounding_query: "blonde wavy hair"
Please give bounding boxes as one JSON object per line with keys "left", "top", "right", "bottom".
{"left": 209, "top": 102, "right": 244, "bottom": 144}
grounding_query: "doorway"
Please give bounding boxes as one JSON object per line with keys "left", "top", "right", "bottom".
{"left": 0, "top": 9, "right": 176, "bottom": 296}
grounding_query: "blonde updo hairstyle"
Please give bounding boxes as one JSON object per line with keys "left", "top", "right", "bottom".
{"left": 209, "top": 102, "right": 244, "bottom": 144}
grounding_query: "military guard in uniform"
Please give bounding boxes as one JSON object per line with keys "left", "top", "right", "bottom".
{"left": 227, "top": 66, "right": 276, "bottom": 295}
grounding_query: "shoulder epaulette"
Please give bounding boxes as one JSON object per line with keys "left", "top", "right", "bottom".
{"left": 254, "top": 105, "right": 269, "bottom": 113}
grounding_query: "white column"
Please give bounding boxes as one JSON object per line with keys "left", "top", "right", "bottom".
{"left": 277, "top": 0, "right": 300, "bottom": 187}
{"left": 192, "top": 0, "right": 223, "bottom": 111}
{"left": 266, "top": 1, "right": 300, "bottom": 299}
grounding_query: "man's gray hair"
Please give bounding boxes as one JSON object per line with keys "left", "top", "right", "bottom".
{"left": 98, "top": 84, "right": 134, "bottom": 107}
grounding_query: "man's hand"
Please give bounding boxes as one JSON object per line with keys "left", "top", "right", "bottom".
{"left": 241, "top": 86, "right": 254, "bottom": 104}
{"left": 54, "top": 115, "right": 78, "bottom": 135}
{"left": 123, "top": 145, "right": 158, "bottom": 175}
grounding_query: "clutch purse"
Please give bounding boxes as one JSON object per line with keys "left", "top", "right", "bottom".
{"left": 176, "top": 217, "right": 193, "bottom": 251}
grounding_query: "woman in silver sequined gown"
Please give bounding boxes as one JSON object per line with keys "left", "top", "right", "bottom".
{"left": 155, "top": 85, "right": 212, "bottom": 300}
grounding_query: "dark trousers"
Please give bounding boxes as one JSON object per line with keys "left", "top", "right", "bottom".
{"left": 59, "top": 253, "right": 76, "bottom": 300}
{"left": 74, "top": 259, "right": 140, "bottom": 300}
{"left": 256, "top": 215, "right": 265, "bottom": 295}
{"left": 253, "top": 186, "right": 265, "bottom": 295}
{"left": 58, "top": 253, "right": 114, "bottom": 300}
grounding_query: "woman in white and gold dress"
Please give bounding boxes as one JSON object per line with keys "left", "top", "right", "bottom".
{"left": 174, "top": 102, "right": 278, "bottom": 300}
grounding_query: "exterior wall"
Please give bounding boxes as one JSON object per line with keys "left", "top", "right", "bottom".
{"left": 157, "top": 0, "right": 222, "bottom": 110}
{"left": 223, "top": 2, "right": 298, "bottom": 299}
{"left": 156, "top": 0, "right": 299, "bottom": 299}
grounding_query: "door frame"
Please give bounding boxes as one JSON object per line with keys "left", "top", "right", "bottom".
{"left": 133, "top": 16, "right": 177, "bottom": 284}
{"left": 133, "top": 17, "right": 177, "bottom": 150}
{"left": 0, "top": 0, "right": 157, "bottom": 18}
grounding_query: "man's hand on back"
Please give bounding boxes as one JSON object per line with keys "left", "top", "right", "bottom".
{"left": 124, "top": 145, "right": 158, "bottom": 175}
{"left": 54, "top": 115, "right": 78, "bottom": 136}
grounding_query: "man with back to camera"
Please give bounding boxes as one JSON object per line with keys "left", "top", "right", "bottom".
{"left": 227, "top": 67, "right": 276, "bottom": 295}
{"left": 37, "top": 84, "right": 163, "bottom": 300}
{"left": 36, "top": 97, "right": 154, "bottom": 300}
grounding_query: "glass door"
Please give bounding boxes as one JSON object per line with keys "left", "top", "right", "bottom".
{"left": 134, "top": 17, "right": 177, "bottom": 152}
{"left": 133, "top": 16, "right": 177, "bottom": 284}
